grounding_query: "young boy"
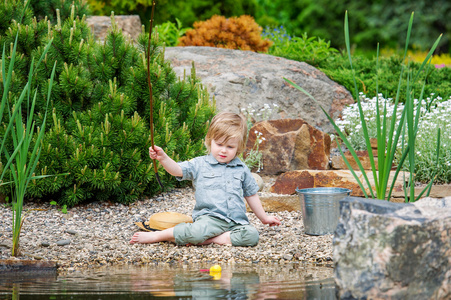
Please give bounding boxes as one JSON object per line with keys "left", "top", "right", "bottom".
{"left": 129, "top": 112, "right": 281, "bottom": 246}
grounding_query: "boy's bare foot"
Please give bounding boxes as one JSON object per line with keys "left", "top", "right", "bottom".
{"left": 129, "top": 227, "right": 175, "bottom": 244}
{"left": 199, "top": 232, "right": 232, "bottom": 245}
{"left": 129, "top": 232, "right": 158, "bottom": 244}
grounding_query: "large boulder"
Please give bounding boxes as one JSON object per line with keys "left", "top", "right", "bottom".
{"left": 246, "top": 119, "right": 331, "bottom": 175}
{"left": 165, "top": 46, "right": 354, "bottom": 133}
{"left": 334, "top": 197, "right": 451, "bottom": 299}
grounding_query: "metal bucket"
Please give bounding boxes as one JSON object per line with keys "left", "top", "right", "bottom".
{"left": 296, "top": 187, "right": 351, "bottom": 235}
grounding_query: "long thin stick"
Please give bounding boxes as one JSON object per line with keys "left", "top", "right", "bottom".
{"left": 147, "top": 0, "right": 163, "bottom": 190}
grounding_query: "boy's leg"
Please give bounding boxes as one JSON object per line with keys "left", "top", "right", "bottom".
{"left": 129, "top": 227, "right": 175, "bottom": 244}
{"left": 229, "top": 224, "right": 259, "bottom": 247}
{"left": 199, "top": 224, "right": 260, "bottom": 246}
{"left": 173, "top": 215, "right": 229, "bottom": 245}
{"left": 198, "top": 231, "right": 231, "bottom": 245}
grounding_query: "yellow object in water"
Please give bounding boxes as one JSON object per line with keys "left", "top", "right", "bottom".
{"left": 209, "top": 265, "right": 222, "bottom": 280}
{"left": 210, "top": 264, "right": 221, "bottom": 272}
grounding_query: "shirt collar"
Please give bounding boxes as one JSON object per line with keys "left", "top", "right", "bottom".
{"left": 206, "top": 154, "right": 244, "bottom": 167}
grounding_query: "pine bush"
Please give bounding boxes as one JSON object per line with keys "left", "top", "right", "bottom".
{"left": 0, "top": 1, "right": 215, "bottom": 206}
{"left": 179, "top": 15, "right": 272, "bottom": 52}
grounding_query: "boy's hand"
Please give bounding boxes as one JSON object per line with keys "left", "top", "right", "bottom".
{"left": 148, "top": 146, "right": 183, "bottom": 177}
{"left": 262, "top": 215, "right": 281, "bottom": 227}
{"left": 149, "top": 145, "right": 166, "bottom": 161}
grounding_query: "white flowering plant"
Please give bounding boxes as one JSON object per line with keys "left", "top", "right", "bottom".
{"left": 241, "top": 130, "right": 265, "bottom": 172}
{"left": 336, "top": 93, "right": 405, "bottom": 151}
{"left": 404, "top": 97, "right": 451, "bottom": 183}
{"left": 337, "top": 94, "right": 451, "bottom": 184}
{"left": 285, "top": 12, "right": 442, "bottom": 202}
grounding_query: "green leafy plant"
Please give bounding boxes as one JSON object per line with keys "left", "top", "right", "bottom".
{"left": 320, "top": 54, "right": 451, "bottom": 105}
{"left": 155, "top": 18, "right": 189, "bottom": 47}
{"left": 262, "top": 26, "right": 338, "bottom": 66}
{"left": 285, "top": 12, "right": 442, "bottom": 202}
{"left": 0, "top": 1, "right": 57, "bottom": 256}
{"left": 50, "top": 200, "right": 68, "bottom": 214}
{"left": 259, "top": 24, "right": 450, "bottom": 103}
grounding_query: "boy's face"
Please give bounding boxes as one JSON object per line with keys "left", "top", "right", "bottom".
{"left": 211, "top": 137, "right": 239, "bottom": 164}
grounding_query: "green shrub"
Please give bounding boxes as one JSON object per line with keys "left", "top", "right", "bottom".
{"left": 319, "top": 54, "right": 451, "bottom": 104}
{"left": 262, "top": 26, "right": 338, "bottom": 67}
{"left": 155, "top": 18, "right": 189, "bottom": 47}
{"left": 259, "top": 25, "right": 451, "bottom": 103}
{"left": 29, "top": 0, "right": 90, "bottom": 22}
{"left": 0, "top": 1, "right": 215, "bottom": 206}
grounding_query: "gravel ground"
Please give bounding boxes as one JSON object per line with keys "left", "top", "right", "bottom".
{"left": 0, "top": 187, "right": 333, "bottom": 273}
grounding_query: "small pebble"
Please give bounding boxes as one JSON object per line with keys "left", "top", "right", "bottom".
{"left": 283, "top": 254, "right": 293, "bottom": 261}
{"left": 56, "top": 239, "right": 71, "bottom": 246}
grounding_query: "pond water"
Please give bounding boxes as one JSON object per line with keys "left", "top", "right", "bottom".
{"left": 0, "top": 263, "right": 336, "bottom": 299}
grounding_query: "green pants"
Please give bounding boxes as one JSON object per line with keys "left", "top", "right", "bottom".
{"left": 173, "top": 215, "right": 259, "bottom": 247}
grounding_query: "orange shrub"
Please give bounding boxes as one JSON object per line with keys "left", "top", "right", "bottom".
{"left": 179, "top": 15, "right": 272, "bottom": 52}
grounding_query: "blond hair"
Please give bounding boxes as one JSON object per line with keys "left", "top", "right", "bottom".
{"left": 205, "top": 112, "right": 248, "bottom": 156}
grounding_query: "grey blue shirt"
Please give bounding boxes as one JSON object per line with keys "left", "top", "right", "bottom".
{"left": 176, "top": 154, "right": 259, "bottom": 225}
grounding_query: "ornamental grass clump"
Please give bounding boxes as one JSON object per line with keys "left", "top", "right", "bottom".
{"left": 178, "top": 15, "right": 272, "bottom": 52}
{"left": 0, "top": 0, "right": 57, "bottom": 257}
{"left": 285, "top": 12, "right": 442, "bottom": 202}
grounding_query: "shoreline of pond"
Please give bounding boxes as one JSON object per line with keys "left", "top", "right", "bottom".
{"left": 0, "top": 187, "right": 334, "bottom": 273}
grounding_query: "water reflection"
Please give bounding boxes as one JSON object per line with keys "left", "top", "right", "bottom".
{"left": 0, "top": 263, "right": 336, "bottom": 299}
